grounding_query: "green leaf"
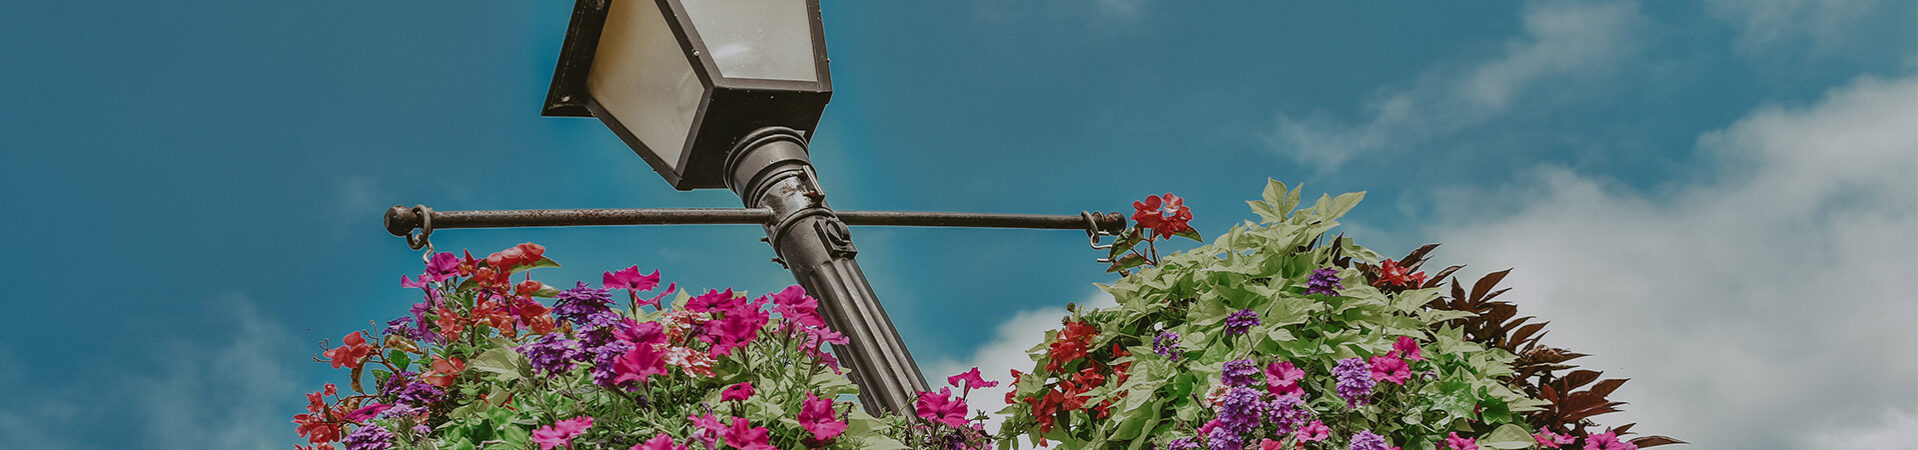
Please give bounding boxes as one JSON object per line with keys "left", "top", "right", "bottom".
{"left": 387, "top": 349, "right": 413, "bottom": 371}
{"left": 1174, "top": 227, "right": 1202, "bottom": 242}
{"left": 1106, "top": 253, "right": 1147, "bottom": 273}
{"left": 509, "top": 257, "right": 561, "bottom": 274}
{"left": 469, "top": 347, "right": 526, "bottom": 382}
{"left": 1478, "top": 424, "right": 1535, "bottom": 449}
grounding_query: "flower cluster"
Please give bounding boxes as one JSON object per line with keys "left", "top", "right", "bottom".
{"left": 293, "top": 243, "right": 898, "bottom": 450}
{"left": 998, "top": 181, "right": 1580, "bottom": 450}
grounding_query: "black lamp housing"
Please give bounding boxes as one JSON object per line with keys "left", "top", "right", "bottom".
{"left": 543, "top": 0, "right": 833, "bottom": 190}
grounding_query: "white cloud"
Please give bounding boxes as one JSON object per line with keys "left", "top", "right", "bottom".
{"left": 1270, "top": 1, "right": 1646, "bottom": 168}
{"left": 1426, "top": 75, "right": 1917, "bottom": 448}
{"left": 133, "top": 295, "right": 304, "bottom": 449}
{"left": 1802, "top": 407, "right": 1918, "bottom": 449}
{"left": 1706, "top": 0, "right": 1887, "bottom": 56}
{"left": 927, "top": 290, "right": 1114, "bottom": 446}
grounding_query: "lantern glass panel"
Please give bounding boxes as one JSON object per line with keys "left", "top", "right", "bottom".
{"left": 680, "top": 0, "right": 817, "bottom": 82}
{"left": 588, "top": 0, "right": 704, "bottom": 170}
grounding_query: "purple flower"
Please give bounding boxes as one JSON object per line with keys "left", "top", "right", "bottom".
{"left": 380, "top": 372, "right": 444, "bottom": 409}
{"left": 1333, "top": 357, "right": 1375, "bottom": 408}
{"left": 341, "top": 424, "right": 396, "bottom": 450}
{"left": 1153, "top": 331, "right": 1181, "bottom": 360}
{"left": 1306, "top": 268, "right": 1344, "bottom": 296}
{"left": 1206, "top": 425, "right": 1245, "bottom": 450}
{"left": 1264, "top": 393, "right": 1314, "bottom": 435}
{"left": 423, "top": 251, "right": 460, "bottom": 283}
{"left": 1223, "top": 309, "right": 1260, "bottom": 335}
{"left": 584, "top": 338, "right": 636, "bottom": 389}
{"left": 1350, "top": 430, "right": 1390, "bottom": 450}
{"left": 1221, "top": 359, "right": 1260, "bottom": 387}
{"left": 383, "top": 316, "right": 419, "bottom": 341}
{"left": 552, "top": 282, "right": 615, "bottom": 327}
{"left": 1167, "top": 437, "right": 1202, "bottom": 450}
{"left": 516, "top": 334, "right": 584, "bottom": 376}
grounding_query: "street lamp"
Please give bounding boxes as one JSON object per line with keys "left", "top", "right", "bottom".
{"left": 539, "top": 0, "right": 929, "bottom": 414}
{"left": 542, "top": 0, "right": 831, "bottom": 190}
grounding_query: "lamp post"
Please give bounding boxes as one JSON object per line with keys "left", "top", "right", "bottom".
{"left": 540, "top": 0, "right": 926, "bottom": 413}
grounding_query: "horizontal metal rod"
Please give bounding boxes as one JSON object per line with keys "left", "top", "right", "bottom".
{"left": 385, "top": 205, "right": 1127, "bottom": 237}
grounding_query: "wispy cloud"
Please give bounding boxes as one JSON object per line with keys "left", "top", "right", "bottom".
{"left": 1426, "top": 75, "right": 1917, "bottom": 448}
{"left": 1706, "top": 0, "right": 1889, "bottom": 56}
{"left": 133, "top": 295, "right": 304, "bottom": 449}
{"left": 1269, "top": 1, "right": 1646, "bottom": 169}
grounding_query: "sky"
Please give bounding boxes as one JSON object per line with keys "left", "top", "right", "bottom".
{"left": 0, "top": 1, "right": 1913, "bottom": 448}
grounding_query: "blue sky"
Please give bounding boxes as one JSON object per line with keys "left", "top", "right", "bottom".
{"left": 2, "top": 1, "right": 1913, "bottom": 448}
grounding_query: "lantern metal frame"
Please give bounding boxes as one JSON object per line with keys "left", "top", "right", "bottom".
{"left": 541, "top": 0, "right": 834, "bottom": 190}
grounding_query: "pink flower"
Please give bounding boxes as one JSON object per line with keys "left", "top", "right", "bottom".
{"left": 686, "top": 289, "right": 744, "bottom": 313}
{"left": 797, "top": 392, "right": 847, "bottom": 441}
{"left": 687, "top": 414, "right": 726, "bottom": 447}
{"left": 769, "top": 285, "right": 825, "bottom": 329}
{"left": 947, "top": 367, "right": 999, "bottom": 391}
{"left": 720, "top": 382, "right": 755, "bottom": 402}
{"left": 1259, "top": 439, "right": 1283, "bottom": 450}
{"left": 1295, "top": 420, "right": 1331, "bottom": 442}
{"left": 915, "top": 387, "right": 970, "bottom": 428}
{"left": 1534, "top": 427, "right": 1576, "bottom": 448}
{"left": 1444, "top": 432, "right": 1478, "bottom": 450}
{"left": 532, "top": 416, "right": 593, "bottom": 450}
{"left": 1583, "top": 431, "right": 1638, "bottom": 450}
{"left": 616, "top": 319, "right": 666, "bottom": 346}
{"left": 602, "top": 266, "right": 660, "bottom": 292}
{"left": 721, "top": 417, "right": 775, "bottom": 450}
{"left": 613, "top": 344, "right": 667, "bottom": 386}
{"left": 1394, "top": 336, "right": 1424, "bottom": 361}
{"left": 630, "top": 434, "right": 687, "bottom": 450}
{"left": 1368, "top": 355, "right": 1411, "bottom": 384}
{"left": 704, "top": 300, "right": 768, "bottom": 357}
{"left": 1266, "top": 361, "right": 1305, "bottom": 397}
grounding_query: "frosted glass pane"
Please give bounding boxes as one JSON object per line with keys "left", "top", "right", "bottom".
{"left": 588, "top": 0, "right": 705, "bottom": 170}
{"left": 680, "top": 0, "right": 817, "bottom": 82}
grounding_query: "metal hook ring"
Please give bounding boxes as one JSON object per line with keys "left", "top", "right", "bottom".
{"left": 406, "top": 204, "right": 434, "bottom": 251}
{"left": 1083, "top": 211, "right": 1114, "bottom": 250}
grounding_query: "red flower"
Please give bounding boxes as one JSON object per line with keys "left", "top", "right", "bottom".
{"left": 292, "top": 412, "right": 341, "bottom": 444}
{"left": 1372, "top": 259, "right": 1427, "bottom": 288}
{"left": 1045, "top": 321, "right": 1098, "bottom": 372}
{"left": 515, "top": 280, "right": 544, "bottom": 298}
{"left": 1023, "top": 389, "right": 1064, "bottom": 433}
{"left": 322, "top": 332, "right": 371, "bottom": 370}
{"left": 423, "top": 356, "right": 464, "bottom": 387}
{"left": 1131, "top": 193, "right": 1194, "bottom": 238}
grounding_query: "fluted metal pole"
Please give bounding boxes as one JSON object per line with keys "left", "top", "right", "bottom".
{"left": 723, "top": 127, "right": 929, "bottom": 415}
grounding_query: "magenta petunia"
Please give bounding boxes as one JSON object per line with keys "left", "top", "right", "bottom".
{"left": 1583, "top": 430, "right": 1638, "bottom": 450}
{"left": 612, "top": 345, "right": 667, "bottom": 386}
{"left": 1394, "top": 335, "right": 1424, "bottom": 361}
{"left": 915, "top": 387, "right": 970, "bottom": 428}
{"left": 946, "top": 367, "right": 999, "bottom": 391}
{"left": 797, "top": 391, "right": 847, "bottom": 441}
{"left": 1369, "top": 355, "right": 1411, "bottom": 384}
{"left": 1534, "top": 427, "right": 1576, "bottom": 448}
{"left": 1444, "top": 432, "right": 1479, "bottom": 450}
{"left": 1266, "top": 361, "right": 1305, "bottom": 397}
{"left": 424, "top": 252, "right": 460, "bottom": 282}
{"left": 630, "top": 433, "right": 687, "bottom": 450}
{"left": 601, "top": 265, "right": 660, "bottom": 292}
{"left": 721, "top": 417, "right": 775, "bottom": 450}
{"left": 769, "top": 285, "right": 825, "bottom": 329}
{"left": 1295, "top": 420, "right": 1331, "bottom": 442}
{"left": 720, "top": 382, "right": 755, "bottom": 402}
{"left": 531, "top": 416, "right": 593, "bottom": 450}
